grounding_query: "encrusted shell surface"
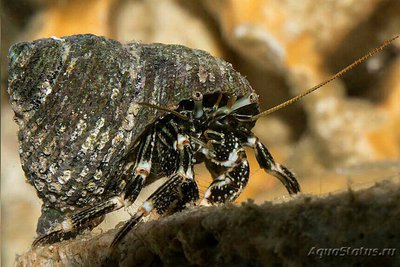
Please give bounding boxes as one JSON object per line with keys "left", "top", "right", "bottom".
{"left": 8, "top": 34, "right": 256, "bottom": 214}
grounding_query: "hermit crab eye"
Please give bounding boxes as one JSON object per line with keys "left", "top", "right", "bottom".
{"left": 249, "top": 93, "right": 258, "bottom": 103}
{"left": 192, "top": 91, "right": 203, "bottom": 101}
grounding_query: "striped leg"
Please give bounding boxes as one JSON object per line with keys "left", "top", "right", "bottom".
{"left": 111, "top": 133, "right": 198, "bottom": 247}
{"left": 121, "top": 130, "right": 157, "bottom": 205}
{"left": 200, "top": 128, "right": 250, "bottom": 206}
{"left": 246, "top": 135, "right": 300, "bottom": 194}
{"left": 111, "top": 176, "right": 199, "bottom": 247}
{"left": 32, "top": 131, "right": 157, "bottom": 247}
{"left": 201, "top": 156, "right": 250, "bottom": 206}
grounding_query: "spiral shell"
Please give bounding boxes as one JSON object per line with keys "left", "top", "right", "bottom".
{"left": 8, "top": 34, "right": 257, "bottom": 216}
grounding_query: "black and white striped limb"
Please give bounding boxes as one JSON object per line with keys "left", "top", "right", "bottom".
{"left": 201, "top": 157, "right": 250, "bottom": 206}
{"left": 111, "top": 132, "right": 199, "bottom": 246}
{"left": 200, "top": 128, "right": 250, "bottom": 206}
{"left": 245, "top": 135, "right": 300, "bottom": 194}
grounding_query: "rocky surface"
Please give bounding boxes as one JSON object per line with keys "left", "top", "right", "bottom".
{"left": 15, "top": 178, "right": 400, "bottom": 266}
{"left": 2, "top": 0, "right": 399, "bottom": 266}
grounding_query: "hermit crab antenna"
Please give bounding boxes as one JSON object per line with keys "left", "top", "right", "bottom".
{"left": 137, "top": 102, "right": 189, "bottom": 120}
{"left": 251, "top": 34, "right": 399, "bottom": 121}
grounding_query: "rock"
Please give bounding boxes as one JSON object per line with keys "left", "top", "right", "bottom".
{"left": 203, "top": 0, "right": 384, "bottom": 72}
{"left": 15, "top": 178, "right": 400, "bottom": 266}
{"left": 24, "top": 0, "right": 117, "bottom": 39}
{"left": 368, "top": 57, "right": 400, "bottom": 159}
{"left": 114, "top": 0, "right": 223, "bottom": 57}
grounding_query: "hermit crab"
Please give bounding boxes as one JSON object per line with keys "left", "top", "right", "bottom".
{"left": 7, "top": 34, "right": 397, "bottom": 247}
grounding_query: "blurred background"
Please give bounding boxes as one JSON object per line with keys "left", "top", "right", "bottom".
{"left": 1, "top": 0, "right": 399, "bottom": 265}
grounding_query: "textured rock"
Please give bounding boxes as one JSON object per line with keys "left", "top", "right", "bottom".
{"left": 367, "top": 57, "right": 400, "bottom": 159}
{"left": 203, "top": 0, "right": 383, "bottom": 71}
{"left": 27, "top": 0, "right": 116, "bottom": 39}
{"left": 15, "top": 178, "right": 400, "bottom": 267}
{"left": 114, "top": 0, "right": 224, "bottom": 57}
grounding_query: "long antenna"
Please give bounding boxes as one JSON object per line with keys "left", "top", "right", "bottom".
{"left": 251, "top": 34, "right": 399, "bottom": 121}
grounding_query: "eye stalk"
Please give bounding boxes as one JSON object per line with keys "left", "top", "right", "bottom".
{"left": 213, "top": 93, "right": 258, "bottom": 118}
{"left": 192, "top": 91, "right": 204, "bottom": 119}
